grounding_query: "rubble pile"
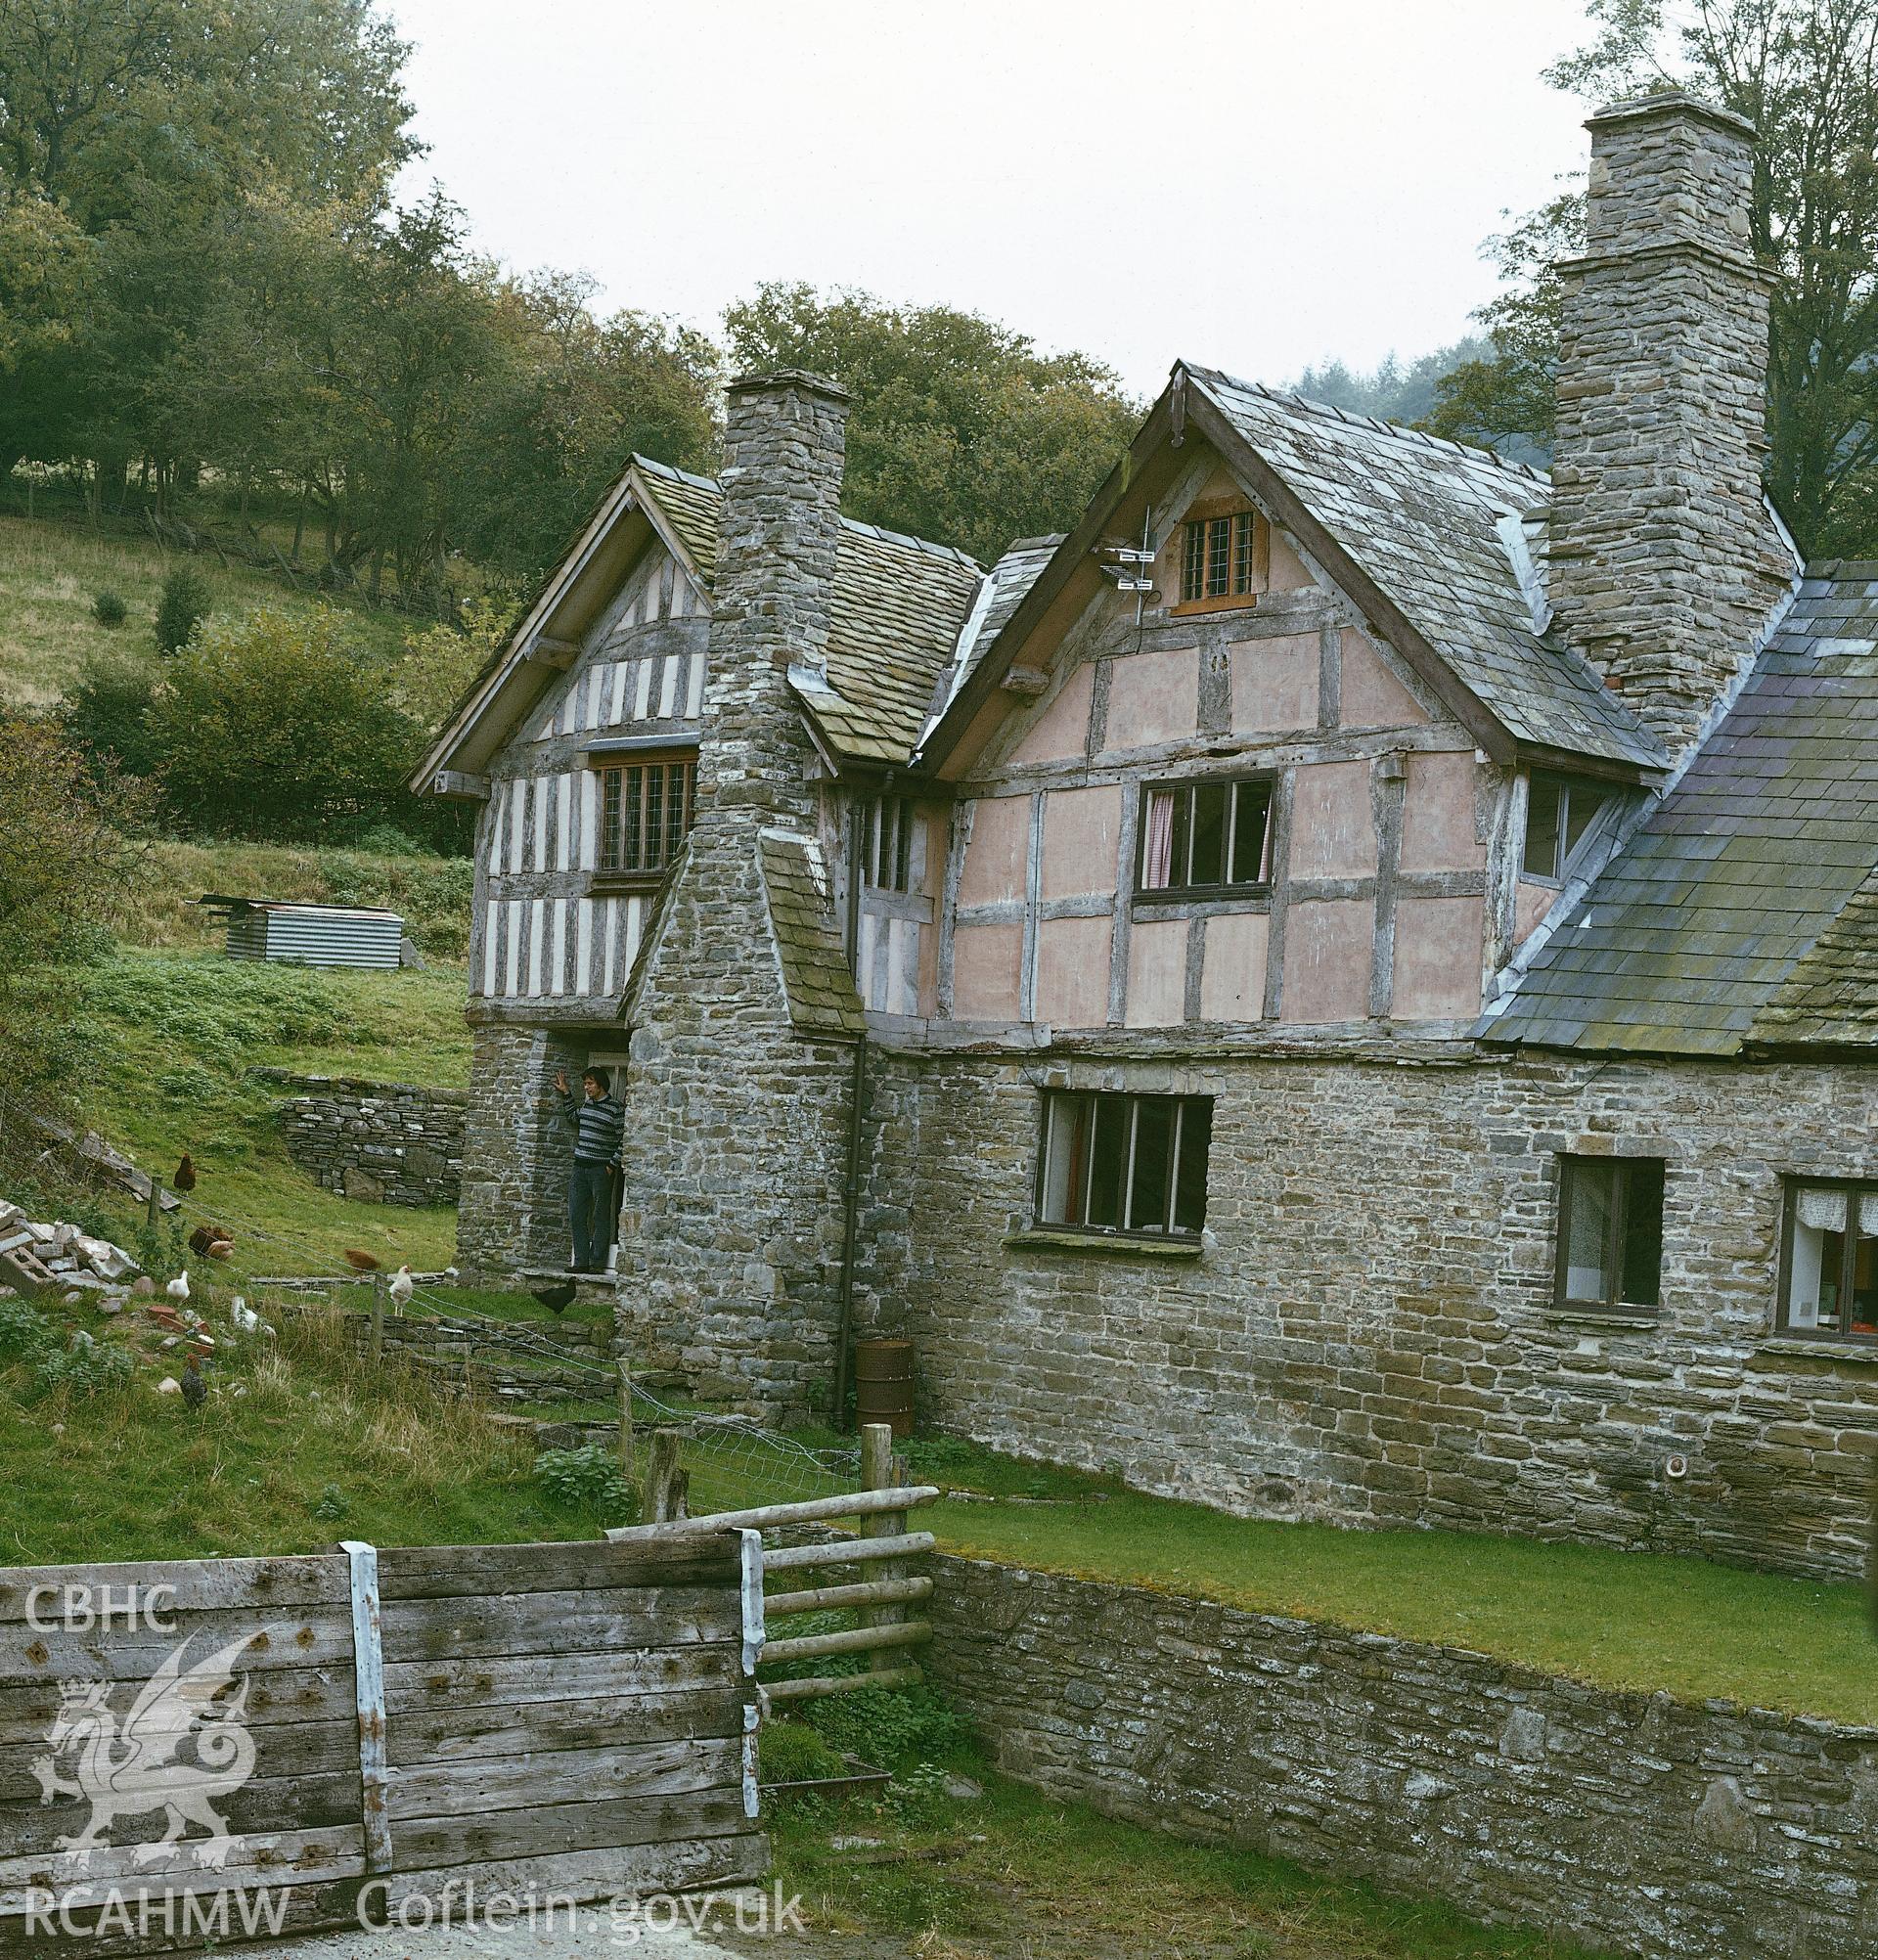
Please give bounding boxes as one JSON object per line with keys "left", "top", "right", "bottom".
{"left": 0, "top": 1200, "right": 142, "bottom": 1301}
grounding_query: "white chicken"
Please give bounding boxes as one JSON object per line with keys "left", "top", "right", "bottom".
{"left": 230, "top": 1298, "right": 276, "bottom": 1339}
{"left": 164, "top": 1270, "right": 190, "bottom": 1305}
{"left": 387, "top": 1265, "right": 415, "bottom": 1313}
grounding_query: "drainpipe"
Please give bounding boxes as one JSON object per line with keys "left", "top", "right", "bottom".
{"left": 830, "top": 785, "right": 872, "bottom": 1430}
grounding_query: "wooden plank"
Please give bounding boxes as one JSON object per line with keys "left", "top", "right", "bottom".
{"left": 605, "top": 1485, "right": 939, "bottom": 1541}
{"left": 341, "top": 1540, "right": 392, "bottom": 1874}
{"left": 0, "top": 1769, "right": 361, "bottom": 1860}
{"left": 759, "top": 1620, "right": 930, "bottom": 1667}
{"left": 376, "top": 1535, "right": 737, "bottom": 1600}
{"left": 739, "top": 1529, "right": 763, "bottom": 1680}
{"left": 380, "top": 1586, "right": 739, "bottom": 1664}
{"left": 369, "top": 1831, "right": 769, "bottom": 1918}
{"left": 386, "top": 1684, "right": 744, "bottom": 1766}
{"left": 389, "top": 1735, "right": 740, "bottom": 1823}
{"left": 0, "top": 1555, "right": 345, "bottom": 1623}
{"left": 765, "top": 1575, "right": 933, "bottom": 1619}
{"left": 0, "top": 1609, "right": 352, "bottom": 1688}
{"left": 0, "top": 1823, "right": 365, "bottom": 1914}
{"left": 384, "top": 1641, "right": 740, "bottom": 1713}
{"left": 759, "top": 1531, "right": 935, "bottom": 1572}
{"left": 0, "top": 1715, "right": 356, "bottom": 1805}
{"left": 0, "top": 1663, "right": 353, "bottom": 1748}
{"left": 388, "top": 1788, "right": 749, "bottom": 1871}
{"left": 763, "top": 1665, "right": 923, "bottom": 1704}
{"left": 0, "top": 1875, "right": 369, "bottom": 1959}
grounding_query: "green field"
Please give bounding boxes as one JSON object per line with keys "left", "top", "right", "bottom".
{"left": 0, "top": 511, "right": 408, "bottom": 708}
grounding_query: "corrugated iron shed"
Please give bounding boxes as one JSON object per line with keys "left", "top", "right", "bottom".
{"left": 199, "top": 895, "right": 405, "bottom": 970}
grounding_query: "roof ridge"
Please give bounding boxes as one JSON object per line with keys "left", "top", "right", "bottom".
{"left": 1181, "top": 361, "right": 1551, "bottom": 487}
{"left": 631, "top": 453, "right": 978, "bottom": 570}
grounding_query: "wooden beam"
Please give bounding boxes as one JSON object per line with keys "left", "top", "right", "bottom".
{"left": 527, "top": 636, "right": 579, "bottom": 670}
{"left": 759, "top": 1531, "right": 936, "bottom": 1572}
{"left": 340, "top": 1539, "right": 393, "bottom": 1874}
{"left": 765, "top": 1576, "right": 933, "bottom": 1619}
{"left": 759, "top": 1619, "right": 930, "bottom": 1667}
{"left": 1000, "top": 665, "right": 1050, "bottom": 697}
{"left": 428, "top": 769, "right": 490, "bottom": 802}
{"left": 605, "top": 1485, "right": 940, "bottom": 1541}
{"left": 762, "top": 1665, "right": 924, "bottom": 1703}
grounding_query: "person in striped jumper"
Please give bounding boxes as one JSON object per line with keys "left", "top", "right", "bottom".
{"left": 556, "top": 1066, "right": 625, "bottom": 1273}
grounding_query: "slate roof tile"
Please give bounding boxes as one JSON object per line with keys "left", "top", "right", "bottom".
{"left": 756, "top": 829, "right": 865, "bottom": 1038}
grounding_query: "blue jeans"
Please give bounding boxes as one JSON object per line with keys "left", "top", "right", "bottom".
{"left": 568, "top": 1159, "right": 615, "bottom": 1272}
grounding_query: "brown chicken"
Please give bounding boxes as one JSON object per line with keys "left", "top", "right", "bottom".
{"left": 341, "top": 1249, "right": 380, "bottom": 1273}
{"left": 172, "top": 1153, "right": 197, "bottom": 1194}
{"left": 188, "top": 1223, "right": 234, "bottom": 1258}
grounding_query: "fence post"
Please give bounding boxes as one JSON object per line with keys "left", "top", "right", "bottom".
{"left": 370, "top": 1274, "right": 385, "bottom": 1367}
{"left": 644, "top": 1428, "right": 688, "bottom": 1524}
{"left": 860, "top": 1423, "right": 909, "bottom": 1676}
{"left": 616, "top": 1352, "right": 636, "bottom": 1477}
{"left": 339, "top": 1539, "right": 394, "bottom": 1873}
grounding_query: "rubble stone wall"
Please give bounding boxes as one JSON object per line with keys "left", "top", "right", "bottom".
{"left": 263, "top": 1071, "right": 467, "bottom": 1208}
{"left": 927, "top": 1554, "right": 1878, "bottom": 1960}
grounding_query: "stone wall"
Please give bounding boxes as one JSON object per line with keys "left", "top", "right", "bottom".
{"left": 262, "top": 1071, "right": 466, "bottom": 1207}
{"left": 862, "top": 1042, "right": 1878, "bottom": 1579}
{"left": 927, "top": 1554, "right": 1878, "bottom": 1960}
{"left": 456, "top": 1026, "right": 589, "bottom": 1282}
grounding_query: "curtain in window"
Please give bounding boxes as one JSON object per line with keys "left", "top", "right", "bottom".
{"left": 1798, "top": 1187, "right": 1849, "bottom": 1231}
{"left": 1143, "top": 790, "right": 1175, "bottom": 888}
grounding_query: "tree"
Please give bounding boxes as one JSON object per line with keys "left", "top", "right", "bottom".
{"left": 724, "top": 284, "right": 1140, "bottom": 565}
{"left": 1293, "top": 336, "right": 1498, "bottom": 426}
{"left": 1426, "top": 1, "right": 1878, "bottom": 555}
{"left": 147, "top": 606, "right": 418, "bottom": 837}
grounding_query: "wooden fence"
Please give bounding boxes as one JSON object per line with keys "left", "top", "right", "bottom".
{"left": 609, "top": 1425, "right": 940, "bottom": 1708}
{"left": 0, "top": 1534, "right": 763, "bottom": 1954}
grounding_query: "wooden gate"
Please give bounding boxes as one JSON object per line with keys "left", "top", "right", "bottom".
{"left": 0, "top": 1533, "right": 764, "bottom": 1954}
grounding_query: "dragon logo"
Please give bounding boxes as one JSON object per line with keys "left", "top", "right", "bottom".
{"left": 30, "top": 1633, "right": 263, "bottom": 1869}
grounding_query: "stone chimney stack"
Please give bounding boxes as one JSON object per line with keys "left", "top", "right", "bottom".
{"left": 1548, "top": 91, "right": 1792, "bottom": 755}
{"left": 697, "top": 369, "right": 850, "bottom": 831}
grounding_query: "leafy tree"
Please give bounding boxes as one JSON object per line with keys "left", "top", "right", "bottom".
{"left": 63, "top": 651, "right": 160, "bottom": 778}
{"left": 1426, "top": 0, "right": 1878, "bottom": 553}
{"left": 146, "top": 606, "right": 417, "bottom": 837}
{"left": 389, "top": 588, "right": 517, "bottom": 733}
{"left": 1292, "top": 336, "right": 1497, "bottom": 426}
{"left": 724, "top": 283, "right": 1140, "bottom": 565}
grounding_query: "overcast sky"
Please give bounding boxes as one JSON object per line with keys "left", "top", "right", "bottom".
{"left": 382, "top": 0, "right": 1596, "bottom": 401}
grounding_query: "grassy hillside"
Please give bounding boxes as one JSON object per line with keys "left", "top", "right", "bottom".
{"left": 0, "top": 512, "right": 408, "bottom": 708}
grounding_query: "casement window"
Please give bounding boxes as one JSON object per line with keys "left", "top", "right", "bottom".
{"left": 1179, "top": 510, "right": 1263, "bottom": 605}
{"left": 1037, "top": 1091, "right": 1212, "bottom": 1239}
{"left": 1523, "top": 773, "right": 1616, "bottom": 882}
{"left": 862, "top": 795, "right": 914, "bottom": 893}
{"left": 596, "top": 751, "right": 695, "bottom": 882}
{"left": 1778, "top": 1181, "right": 1878, "bottom": 1341}
{"left": 1554, "top": 1155, "right": 1666, "bottom": 1314}
{"left": 1138, "top": 778, "right": 1272, "bottom": 895}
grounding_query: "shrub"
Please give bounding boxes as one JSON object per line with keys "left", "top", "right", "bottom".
{"left": 758, "top": 1718, "right": 847, "bottom": 1786}
{"left": 92, "top": 589, "right": 127, "bottom": 627}
{"left": 535, "top": 1444, "right": 639, "bottom": 1524}
{"left": 801, "top": 1681, "right": 966, "bottom": 1771}
{"left": 62, "top": 652, "right": 161, "bottom": 779}
{"left": 154, "top": 565, "right": 211, "bottom": 656}
{"left": 31, "top": 1338, "right": 132, "bottom": 1401}
{"left": 146, "top": 607, "right": 421, "bottom": 839}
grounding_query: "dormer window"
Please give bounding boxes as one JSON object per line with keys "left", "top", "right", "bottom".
{"left": 1522, "top": 773, "right": 1616, "bottom": 883}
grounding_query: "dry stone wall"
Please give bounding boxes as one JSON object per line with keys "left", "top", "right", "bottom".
{"left": 862, "top": 1043, "right": 1878, "bottom": 1579}
{"left": 263, "top": 1070, "right": 465, "bottom": 1207}
{"left": 927, "top": 1554, "right": 1878, "bottom": 1960}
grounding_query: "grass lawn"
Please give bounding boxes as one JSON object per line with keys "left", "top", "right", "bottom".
{"left": 768, "top": 1773, "right": 1611, "bottom": 1960}
{"left": 0, "top": 512, "right": 408, "bottom": 708}
{"left": 64, "top": 945, "right": 472, "bottom": 1278}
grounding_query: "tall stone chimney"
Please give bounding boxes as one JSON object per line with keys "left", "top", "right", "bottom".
{"left": 1548, "top": 91, "right": 1792, "bottom": 755}
{"left": 697, "top": 369, "right": 851, "bottom": 832}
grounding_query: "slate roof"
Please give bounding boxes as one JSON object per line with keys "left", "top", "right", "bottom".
{"left": 1186, "top": 366, "right": 1668, "bottom": 771}
{"left": 1479, "top": 566, "right": 1878, "bottom": 1056}
{"left": 757, "top": 829, "right": 865, "bottom": 1037}
{"left": 634, "top": 457, "right": 984, "bottom": 766}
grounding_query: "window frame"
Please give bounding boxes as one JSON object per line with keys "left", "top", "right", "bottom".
{"left": 1032, "top": 1089, "right": 1213, "bottom": 1242}
{"left": 1774, "top": 1177, "right": 1878, "bottom": 1347}
{"left": 1551, "top": 1153, "right": 1667, "bottom": 1317}
{"left": 1522, "top": 772, "right": 1619, "bottom": 886}
{"left": 1134, "top": 774, "right": 1274, "bottom": 903}
{"left": 1173, "top": 504, "right": 1268, "bottom": 614}
{"left": 586, "top": 746, "right": 698, "bottom": 890}
{"left": 862, "top": 794, "right": 915, "bottom": 894}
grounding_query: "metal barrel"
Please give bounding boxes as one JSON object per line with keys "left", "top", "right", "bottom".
{"left": 853, "top": 1337, "right": 916, "bottom": 1438}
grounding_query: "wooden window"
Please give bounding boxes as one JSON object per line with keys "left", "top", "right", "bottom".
{"left": 1777, "top": 1180, "right": 1878, "bottom": 1343}
{"left": 1523, "top": 773, "right": 1616, "bottom": 882}
{"left": 1138, "top": 778, "right": 1272, "bottom": 896}
{"left": 1554, "top": 1155, "right": 1665, "bottom": 1314}
{"left": 1178, "top": 509, "right": 1263, "bottom": 608}
{"left": 862, "top": 796, "right": 914, "bottom": 893}
{"left": 1037, "top": 1091, "right": 1212, "bottom": 1239}
{"left": 595, "top": 752, "right": 695, "bottom": 884}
